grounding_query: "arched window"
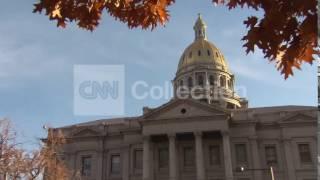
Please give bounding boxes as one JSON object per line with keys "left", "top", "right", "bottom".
{"left": 179, "top": 80, "right": 184, "bottom": 87}
{"left": 220, "top": 76, "right": 226, "bottom": 87}
{"left": 189, "top": 52, "right": 192, "bottom": 58}
{"left": 198, "top": 50, "right": 201, "bottom": 56}
{"left": 227, "top": 79, "right": 232, "bottom": 89}
{"left": 209, "top": 75, "right": 215, "bottom": 86}
{"left": 207, "top": 50, "right": 211, "bottom": 56}
{"left": 188, "top": 77, "right": 193, "bottom": 88}
{"left": 216, "top": 52, "right": 219, "bottom": 57}
{"left": 198, "top": 75, "right": 204, "bottom": 87}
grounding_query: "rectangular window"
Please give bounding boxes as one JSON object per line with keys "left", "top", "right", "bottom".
{"left": 235, "top": 144, "right": 247, "bottom": 164}
{"left": 298, "top": 144, "right": 312, "bottom": 163}
{"left": 265, "top": 145, "right": 277, "bottom": 165}
{"left": 158, "top": 147, "right": 169, "bottom": 168}
{"left": 183, "top": 146, "right": 195, "bottom": 167}
{"left": 81, "top": 156, "right": 92, "bottom": 176}
{"left": 111, "top": 155, "right": 121, "bottom": 174}
{"left": 209, "top": 145, "right": 221, "bottom": 165}
{"left": 134, "top": 149, "right": 143, "bottom": 169}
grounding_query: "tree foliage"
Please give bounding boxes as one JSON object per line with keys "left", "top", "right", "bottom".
{"left": 33, "top": 0, "right": 174, "bottom": 30}
{"left": 41, "top": 128, "right": 70, "bottom": 180}
{"left": 0, "top": 119, "right": 72, "bottom": 180}
{"left": 33, "top": 0, "right": 318, "bottom": 78}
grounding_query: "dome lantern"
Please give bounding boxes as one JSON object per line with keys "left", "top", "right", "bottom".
{"left": 193, "top": 13, "right": 207, "bottom": 41}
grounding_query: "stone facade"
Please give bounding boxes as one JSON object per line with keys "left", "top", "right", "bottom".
{"left": 55, "top": 15, "right": 317, "bottom": 180}
{"left": 57, "top": 100, "right": 317, "bottom": 180}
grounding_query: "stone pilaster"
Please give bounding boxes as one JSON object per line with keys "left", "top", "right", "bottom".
{"left": 222, "top": 131, "right": 233, "bottom": 180}
{"left": 122, "top": 146, "right": 130, "bottom": 180}
{"left": 194, "top": 131, "right": 206, "bottom": 180}
{"left": 283, "top": 138, "right": 296, "bottom": 180}
{"left": 249, "top": 136, "right": 263, "bottom": 180}
{"left": 168, "top": 133, "right": 178, "bottom": 180}
{"left": 143, "top": 136, "right": 151, "bottom": 180}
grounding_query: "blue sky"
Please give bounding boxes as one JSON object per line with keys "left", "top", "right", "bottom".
{"left": 0, "top": 0, "right": 317, "bottom": 147}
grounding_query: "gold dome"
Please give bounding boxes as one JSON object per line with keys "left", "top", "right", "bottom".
{"left": 177, "top": 39, "right": 229, "bottom": 73}
{"left": 177, "top": 14, "right": 230, "bottom": 73}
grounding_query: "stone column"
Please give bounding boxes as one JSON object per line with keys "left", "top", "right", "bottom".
{"left": 143, "top": 136, "right": 151, "bottom": 180}
{"left": 194, "top": 131, "right": 206, "bottom": 180}
{"left": 168, "top": 133, "right": 178, "bottom": 180}
{"left": 249, "top": 136, "right": 263, "bottom": 180}
{"left": 222, "top": 131, "right": 233, "bottom": 180}
{"left": 283, "top": 138, "right": 296, "bottom": 180}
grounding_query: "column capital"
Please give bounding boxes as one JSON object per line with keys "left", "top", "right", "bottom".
{"left": 221, "top": 130, "right": 230, "bottom": 136}
{"left": 194, "top": 131, "right": 203, "bottom": 137}
{"left": 167, "top": 133, "right": 176, "bottom": 139}
{"left": 281, "top": 137, "right": 292, "bottom": 142}
{"left": 143, "top": 135, "right": 151, "bottom": 141}
{"left": 249, "top": 135, "right": 258, "bottom": 141}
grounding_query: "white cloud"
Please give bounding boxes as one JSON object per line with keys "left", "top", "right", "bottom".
{"left": 0, "top": 38, "right": 68, "bottom": 88}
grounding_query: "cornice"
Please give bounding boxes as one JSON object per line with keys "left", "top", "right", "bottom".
{"left": 141, "top": 114, "right": 228, "bottom": 126}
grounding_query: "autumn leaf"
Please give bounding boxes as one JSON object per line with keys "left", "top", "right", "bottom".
{"left": 214, "top": 0, "right": 318, "bottom": 79}
{"left": 33, "top": 0, "right": 317, "bottom": 79}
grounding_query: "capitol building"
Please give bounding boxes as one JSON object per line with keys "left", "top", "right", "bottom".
{"left": 56, "top": 15, "right": 317, "bottom": 180}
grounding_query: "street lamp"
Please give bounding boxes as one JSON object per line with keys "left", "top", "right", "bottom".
{"left": 236, "top": 166, "right": 275, "bottom": 180}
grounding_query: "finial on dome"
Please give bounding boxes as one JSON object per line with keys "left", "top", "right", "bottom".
{"left": 193, "top": 14, "right": 207, "bottom": 41}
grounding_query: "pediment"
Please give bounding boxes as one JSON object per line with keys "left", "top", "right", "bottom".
{"left": 143, "top": 98, "right": 229, "bottom": 120}
{"left": 279, "top": 112, "right": 316, "bottom": 124}
{"left": 72, "top": 127, "right": 101, "bottom": 137}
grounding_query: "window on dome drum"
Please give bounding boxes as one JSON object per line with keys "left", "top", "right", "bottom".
{"left": 220, "top": 76, "right": 226, "bottom": 87}
{"left": 81, "top": 155, "right": 92, "bottom": 176}
{"left": 179, "top": 80, "right": 184, "bottom": 87}
{"left": 226, "top": 103, "right": 235, "bottom": 109}
{"left": 198, "top": 50, "right": 201, "bottom": 56}
{"left": 209, "top": 145, "right": 221, "bottom": 165}
{"left": 134, "top": 149, "right": 143, "bottom": 169}
{"left": 228, "top": 79, "right": 233, "bottom": 89}
{"left": 188, "top": 77, "right": 193, "bottom": 88}
{"left": 111, "top": 154, "right": 121, "bottom": 174}
{"left": 265, "top": 145, "right": 278, "bottom": 166}
{"left": 183, "top": 146, "right": 195, "bottom": 167}
{"left": 235, "top": 144, "right": 248, "bottom": 165}
{"left": 207, "top": 50, "right": 211, "bottom": 56}
{"left": 198, "top": 75, "right": 204, "bottom": 86}
{"left": 200, "top": 98, "right": 207, "bottom": 103}
{"left": 158, "top": 147, "right": 169, "bottom": 168}
{"left": 216, "top": 52, "right": 219, "bottom": 57}
{"left": 227, "top": 79, "right": 231, "bottom": 89}
{"left": 298, "top": 144, "right": 312, "bottom": 164}
{"left": 189, "top": 52, "right": 192, "bottom": 58}
{"left": 209, "top": 75, "right": 215, "bottom": 86}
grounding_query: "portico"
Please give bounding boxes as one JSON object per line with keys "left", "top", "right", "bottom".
{"left": 141, "top": 130, "right": 233, "bottom": 180}
{"left": 141, "top": 100, "right": 234, "bottom": 180}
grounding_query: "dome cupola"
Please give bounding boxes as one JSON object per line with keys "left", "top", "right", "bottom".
{"left": 173, "top": 14, "right": 248, "bottom": 109}
{"left": 194, "top": 13, "right": 207, "bottom": 40}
